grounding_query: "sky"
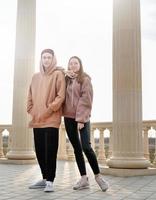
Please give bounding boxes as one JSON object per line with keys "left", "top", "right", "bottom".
{"left": 0, "top": 0, "right": 156, "bottom": 124}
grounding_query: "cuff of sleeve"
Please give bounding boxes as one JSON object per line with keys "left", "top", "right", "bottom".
{"left": 76, "top": 119, "right": 85, "bottom": 123}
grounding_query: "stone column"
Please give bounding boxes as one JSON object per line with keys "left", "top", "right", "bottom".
{"left": 107, "top": 0, "right": 150, "bottom": 168}
{"left": 6, "top": 0, "right": 36, "bottom": 161}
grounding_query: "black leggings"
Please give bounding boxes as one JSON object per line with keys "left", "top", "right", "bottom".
{"left": 64, "top": 117, "right": 100, "bottom": 176}
{"left": 33, "top": 127, "right": 59, "bottom": 182}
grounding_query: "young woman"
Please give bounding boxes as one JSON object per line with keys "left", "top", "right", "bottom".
{"left": 27, "top": 49, "right": 65, "bottom": 192}
{"left": 63, "top": 56, "right": 109, "bottom": 191}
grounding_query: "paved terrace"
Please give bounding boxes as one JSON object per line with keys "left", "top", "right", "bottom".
{"left": 1, "top": 160, "right": 156, "bottom": 200}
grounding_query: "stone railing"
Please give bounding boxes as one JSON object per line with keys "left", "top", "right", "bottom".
{"left": 1, "top": 121, "right": 156, "bottom": 166}
{"left": 57, "top": 120, "right": 156, "bottom": 166}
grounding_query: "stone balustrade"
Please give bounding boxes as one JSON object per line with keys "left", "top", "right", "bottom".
{"left": 1, "top": 120, "right": 156, "bottom": 166}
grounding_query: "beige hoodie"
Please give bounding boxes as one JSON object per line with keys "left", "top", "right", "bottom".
{"left": 27, "top": 55, "right": 66, "bottom": 128}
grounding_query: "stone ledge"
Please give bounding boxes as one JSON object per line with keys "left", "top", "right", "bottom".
{"left": 0, "top": 158, "right": 37, "bottom": 165}
{"left": 100, "top": 165, "right": 156, "bottom": 176}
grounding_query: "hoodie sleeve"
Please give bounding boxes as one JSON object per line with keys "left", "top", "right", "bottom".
{"left": 48, "top": 71, "right": 66, "bottom": 112}
{"left": 76, "top": 77, "right": 93, "bottom": 123}
{"left": 27, "top": 85, "right": 33, "bottom": 113}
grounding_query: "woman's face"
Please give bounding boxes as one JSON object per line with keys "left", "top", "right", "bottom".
{"left": 68, "top": 58, "right": 80, "bottom": 73}
{"left": 41, "top": 52, "right": 53, "bottom": 68}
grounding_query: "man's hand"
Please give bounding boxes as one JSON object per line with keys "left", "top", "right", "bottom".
{"left": 37, "top": 108, "right": 52, "bottom": 122}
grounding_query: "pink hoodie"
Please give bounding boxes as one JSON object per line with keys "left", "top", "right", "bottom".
{"left": 63, "top": 75, "right": 93, "bottom": 123}
{"left": 27, "top": 55, "right": 66, "bottom": 128}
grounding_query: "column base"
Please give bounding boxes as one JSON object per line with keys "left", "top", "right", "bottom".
{"left": 107, "top": 157, "right": 150, "bottom": 169}
{"left": 0, "top": 157, "right": 37, "bottom": 164}
{"left": 98, "top": 158, "right": 107, "bottom": 165}
{"left": 0, "top": 151, "right": 5, "bottom": 158}
{"left": 6, "top": 150, "right": 36, "bottom": 160}
{"left": 100, "top": 165, "right": 156, "bottom": 176}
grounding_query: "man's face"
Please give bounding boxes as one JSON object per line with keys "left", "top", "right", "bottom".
{"left": 41, "top": 52, "right": 53, "bottom": 68}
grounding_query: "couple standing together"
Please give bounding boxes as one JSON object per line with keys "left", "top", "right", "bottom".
{"left": 27, "top": 48, "right": 109, "bottom": 192}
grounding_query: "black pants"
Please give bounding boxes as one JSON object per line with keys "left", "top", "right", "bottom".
{"left": 33, "top": 127, "right": 59, "bottom": 182}
{"left": 64, "top": 117, "right": 100, "bottom": 176}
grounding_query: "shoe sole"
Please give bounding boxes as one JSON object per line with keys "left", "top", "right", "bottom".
{"left": 101, "top": 187, "right": 108, "bottom": 192}
{"left": 73, "top": 185, "right": 90, "bottom": 190}
{"left": 29, "top": 185, "right": 46, "bottom": 189}
{"left": 44, "top": 189, "right": 54, "bottom": 192}
{"left": 100, "top": 185, "right": 109, "bottom": 192}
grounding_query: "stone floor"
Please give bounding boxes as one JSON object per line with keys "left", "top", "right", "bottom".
{"left": 1, "top": 160, "right": 156, "bottom": 200}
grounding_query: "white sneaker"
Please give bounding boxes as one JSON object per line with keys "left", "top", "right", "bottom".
{"left": 95, "top": 175, "right": 109, "bottom": 192}
{"left": 29, "top": 179, "right": 46, "bottom": 189}
{"left": 44, "top": 181, "right": 54, "bottom": 192}
{"left": 73, "top": 177, "right": 89, "bottom": 190}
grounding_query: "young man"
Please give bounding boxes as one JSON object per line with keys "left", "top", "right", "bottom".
{"left": 27, "top": 49, "right": 65, "bottom": 192}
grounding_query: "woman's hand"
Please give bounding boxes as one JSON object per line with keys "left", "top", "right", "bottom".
{"left": 78, "top": 122, "right": 84, "bottom": 130}
{"left": 65, "top": 70, "right": 78, "bottom": 79}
